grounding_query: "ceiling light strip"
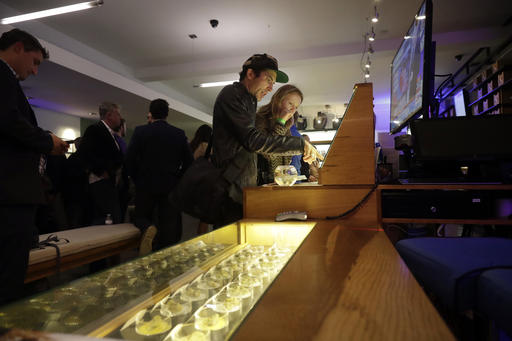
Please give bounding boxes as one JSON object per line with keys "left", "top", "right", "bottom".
{"left": 1, "top": 0, "right": 103, "bottom": 25}
{"left": 196, "top": 80, "right": 236, "bottom": 88}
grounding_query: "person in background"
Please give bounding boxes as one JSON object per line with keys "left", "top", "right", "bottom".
{"left": 126, "top": 99, "right": 193, "bottom": 254}
{"left": 0, "top": 28, "right": 68, "bottom": 304}
{"left": 114, "top": 118, "right": 130, "bottom": 222}
{"left": 146, "top": 112, "right": 154, "bottom": 124}
{"left": 289, "top": 111, "right": 303, "bottom": 176}
{"left": 255, "top": 84, "right": 303, "bottom": 184}
{"left": 62, "top": 137, "right": 90, "bottom": 228}
{"left": 113, "top": 118, "right": 127, "bottom": 155}
{"left": 189, "top": 124, "right": 212, "bottom": 160}
{"left": 189, "top": 124, "right": 213, "bottom": 235}
{"left": 36, "top": 153, "right": 68, "bottom": 233}
{"left": 78, "top": 102, "right": 124, "bottom": 225}
{"left": 212, "top": 53, "right": 322, "bottom": 226}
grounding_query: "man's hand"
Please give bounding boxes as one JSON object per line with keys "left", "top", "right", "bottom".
{"left": 303, "top": 140, "right": 324, "bottom": 164}
{"left": 50, "top": 133, "right": 69, "bottom": 155}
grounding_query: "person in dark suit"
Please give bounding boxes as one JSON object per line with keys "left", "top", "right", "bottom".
{"left": 126, "top": 99, "right": 193, "bottom": 253}
{"left": 0, "top": 29, "right": 68, "bottom": 305}
{"left": 77, "top": 102, "right": 124, "bottom": 225}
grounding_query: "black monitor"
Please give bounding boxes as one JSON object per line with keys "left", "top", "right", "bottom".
{"left": 411, "top": 114, "right": 512, "bottom": 161}
{"left": 390, "top": 0, "right": 434, "bottom": 134}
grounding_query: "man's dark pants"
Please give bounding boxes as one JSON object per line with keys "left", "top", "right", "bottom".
{"left": 134, "top": 189, "right": 182, "bottom": 250}
{"left": 88, "top": 179, "right": 121, "bottom": 225}
{"left": 0, "top": 205, "right": 37, "bottom": 305}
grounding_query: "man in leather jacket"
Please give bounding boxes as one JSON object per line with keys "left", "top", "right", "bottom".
{"left": 212, "top": 53, "right": 322, "bottom": 224}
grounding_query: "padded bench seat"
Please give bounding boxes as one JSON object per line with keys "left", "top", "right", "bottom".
{"left": 477, "top": 269, "right": 512, "bottom": 338}
{"left": 26, "top": 224, "right": 141, "bottom": 283}
{"left": 395, "top": 237, "right": 512, "bottom": 311}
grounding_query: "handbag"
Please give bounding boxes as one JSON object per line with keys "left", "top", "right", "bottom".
{"left": 171, "top": 138, "right": 240, "bottom": 224}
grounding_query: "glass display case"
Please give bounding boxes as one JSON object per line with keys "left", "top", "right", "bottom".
{"left": 0, "top": 221, "right": 314, "bottom": 340}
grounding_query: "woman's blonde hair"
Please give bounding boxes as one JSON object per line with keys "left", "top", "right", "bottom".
{"left": 258, "top": 84, "right": 303, "bottom": 118}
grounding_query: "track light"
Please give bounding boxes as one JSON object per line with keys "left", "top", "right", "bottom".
{"left": 371, "top": 6, "right": 379, "bottom": 23}
{"left": 364, "top": 70, "right": 370, "bottom": 79}
{"left": 368, "top": 27, "right": 376, "bottom": 41}
{"left": 367, "top": 44, "right": 374, "bottom": 54}
{"left": 365, "top": 56, "right": 371, "bottom": 69}
{"left": 1, "top": 0, "right": 103, "bottom": 25}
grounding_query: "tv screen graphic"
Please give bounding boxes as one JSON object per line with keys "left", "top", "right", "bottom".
{"left": 390, "top": 0, "right": 432, "bottom": 134}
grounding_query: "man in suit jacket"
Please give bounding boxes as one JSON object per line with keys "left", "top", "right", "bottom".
{"left": 0, "top": 29, "right": 68, "bottom": 304}
{"left": 126, "top": 99, "right": 193, "bottom": 252}
{"left": 78, "top": 102, "right": 124, "bottom": 225}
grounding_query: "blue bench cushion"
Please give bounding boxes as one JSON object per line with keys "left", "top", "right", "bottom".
{"left": 477, "top": 269, "right": 512, "bottom": 338}
{"left": 396, "top": 237, "right": 512, "bottom": 310}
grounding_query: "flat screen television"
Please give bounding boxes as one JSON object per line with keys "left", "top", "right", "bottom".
{"left": 390, "top": 0, "right": 434, "bottom": 134}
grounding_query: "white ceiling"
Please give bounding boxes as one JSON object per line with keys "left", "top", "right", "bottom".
{"left": 0, "top": 0, "right": 511, "bottom": 135}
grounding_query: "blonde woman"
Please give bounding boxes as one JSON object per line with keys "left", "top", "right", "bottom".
{"left": 255, "top": 84, "right": 303, "bottom": 184}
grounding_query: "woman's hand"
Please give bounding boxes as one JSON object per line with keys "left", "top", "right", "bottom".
{"left": 277, "top": 108, "right": 295, "bottom": 122}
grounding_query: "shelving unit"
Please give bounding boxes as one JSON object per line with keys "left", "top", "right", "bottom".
{"left": 377, "top": 184, "right": 512, "bottom": 226}
{"left": 466, "top": 63, "right": 511, "bottom": 116}
{"left": 435, "top": 44, "right": 511, "bottom": 118}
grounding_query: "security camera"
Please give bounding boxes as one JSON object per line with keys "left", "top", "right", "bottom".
{"left": 210, "top": 19, "right": 219, "bottom": 28}
{"left": 454, "top": 54, "right": 464, "bottom": 61}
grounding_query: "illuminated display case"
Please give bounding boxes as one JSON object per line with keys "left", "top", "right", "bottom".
{"left": 0, "top": 221, "right": 314, "bottom": 340}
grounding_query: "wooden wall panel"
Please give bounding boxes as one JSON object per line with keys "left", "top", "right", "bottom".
{"left": 244, "top": 185, "right": 378, "bottom": 227}
{"left": 319, "top": 83, "right": 375, "bottom": 185}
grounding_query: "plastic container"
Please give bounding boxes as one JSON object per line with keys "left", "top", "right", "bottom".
{"left": 194, "top": 307, "right": 229, "bottom": 341}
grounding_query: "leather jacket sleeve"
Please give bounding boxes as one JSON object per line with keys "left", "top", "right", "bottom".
{"left": 0, "top": 69, "right": 52, "bottom": 154}
{"left": 214, "top": 84, "right": 304, "bottom": 161}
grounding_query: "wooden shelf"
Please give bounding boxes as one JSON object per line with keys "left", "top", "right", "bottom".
{"left": 378, "top": 184, "right": 512, "bottom": 226}
{"left": 476, "top": 102, "right": 512, "bottom": 116}
{"left": 382, "top": 218, "right": 512, "bottom": 225}
{"left": 378, "top": 184, "right": 512, "bottom": 190}
{"left": 468, "top": 78, "right": 512, "bottom": 107}
{"left": 467, "top": 65, "right": 507, "bottom": 93}
{"left": 298, "top": 129, "right": 337, "bottom": 133}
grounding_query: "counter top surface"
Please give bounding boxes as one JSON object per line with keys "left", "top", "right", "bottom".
{"left": 232, "top": 220, "right": 455, "bottom": 341}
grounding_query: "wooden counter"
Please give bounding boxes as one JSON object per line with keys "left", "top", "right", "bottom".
{"left": 232, "top": 220, "right": 455, "bottom": 341}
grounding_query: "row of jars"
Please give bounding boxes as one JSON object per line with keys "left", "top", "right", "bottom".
{"left": 122, "top": 244, "right": 292, "bottom": 341}
{"left": 0, "top": 241, "right": 227, "bottom": 334}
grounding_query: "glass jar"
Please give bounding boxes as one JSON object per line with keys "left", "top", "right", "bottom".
{"left": 274, "top": 165, "right": 299, "bottom": 186}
